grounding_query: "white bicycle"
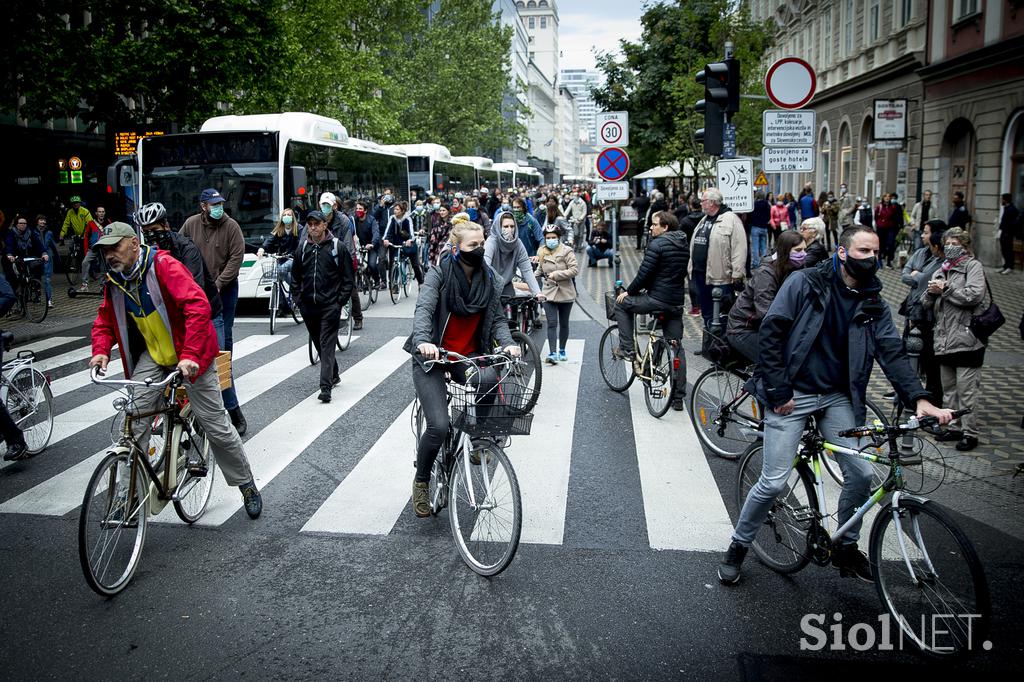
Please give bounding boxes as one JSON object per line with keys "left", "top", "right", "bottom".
{"left": 1, "top": 331, "right": 54, "bottom": 460}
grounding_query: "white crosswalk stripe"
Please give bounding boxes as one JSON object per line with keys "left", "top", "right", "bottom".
{"left": 13, "top": 336, "right": 82, "bottom": 355}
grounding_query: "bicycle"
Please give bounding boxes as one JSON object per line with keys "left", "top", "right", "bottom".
{"left": 78, "top": 367, "right": 217, "bottom": 596}
{"left": 387, "top": 246, "right": 414, "bottom": 304}
{"left": 262, "top": 254, "right": 302, "bottom": 335}
{"left": 63, "top": 236, "right": 96, "bottom": 287}
{"left": 598, "top": 287, "right": 680, "bottom": 418}
{"left": 7, "top": 257, "right": 48, "bottom": 323}
{"left": 500, "top": 295, "right": 543, "bottom": 413}
{"left": 307, "top": 299, "right": 352, "bottom": 364}
{"left": 735, "top": 408, "right": 989, "bottom": 657}
{"left": 355, "top": 246, "right": 379, "bottom": 310}
{"left": 0, "top": 331, "right": 54, "bottom": 459}
{"left": 411, "top": 349, "right": 528, "bottom": 576}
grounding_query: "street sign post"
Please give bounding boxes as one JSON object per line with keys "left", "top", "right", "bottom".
{"left": 764, "top": 57, "right": 816, "bottom": 110}
{"left": 762, "top": 147, "right": 815, "bottom": 172}
{"left": 596, "top": 111, "right": 629, "bottom": 148}
{"left": 596, "top": 147, "right": 630, "bottom": 182}
{"left": 716, "top": 158, "right": 754, "bottom": 212}
{"left": 762, "top": 110, "right": 816, "bottom": 146}
{"left": 595, "top": 181, "right": 629, "bottom": 201}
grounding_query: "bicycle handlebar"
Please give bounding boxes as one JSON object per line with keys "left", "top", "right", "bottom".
{"left": 419, "top": 348, "right": 517, "bottom": 368}
{"left": 838, "top": 408, "right": 971, "bottom": 439}
{"left": 91, "top": 366, "right": 183, "bottom": 389}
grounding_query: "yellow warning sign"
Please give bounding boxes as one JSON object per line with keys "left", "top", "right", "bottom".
{"left": 754, "top": 170, "right": 769, "bottom": 186}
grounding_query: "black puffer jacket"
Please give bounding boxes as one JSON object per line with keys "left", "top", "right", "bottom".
{"left": 804, "top": 239, "right": 829, "bottom": 268}
{"left": 626, "top": 230, "right": 690, "bottom": 306}
{"left": 290, "top": 232, "right": 355, "bottom": 309}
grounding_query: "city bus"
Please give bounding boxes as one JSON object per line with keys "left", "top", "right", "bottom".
{"left": 516, "top": 166, "right": 543, "bottom": 191}
{"left": 452, "top": 155, "right": 500, "bottom": 194}
{"left": 385, "top": 143, "right": 476, "bottom": 199}
{"left": 492, "top": 162, "right": 518, "bottom": 191}
{"left": 138, "top": 112, "right": 409, "bottom": 299}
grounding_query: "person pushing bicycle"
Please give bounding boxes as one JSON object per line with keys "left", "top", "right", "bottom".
{"left": 87, "top": 222, "right": 263, "bottom": 519}
{"left": 718, "top": 225, "right": 953, "bottom": 586}
{"left": 404, "top": 220, "right": 520, "bottom": 518}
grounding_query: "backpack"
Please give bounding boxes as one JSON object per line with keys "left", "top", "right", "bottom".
{"left": 301, "top": 236, "right": 345, "bottom": 271}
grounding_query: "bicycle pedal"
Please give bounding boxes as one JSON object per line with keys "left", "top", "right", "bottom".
{"left": 186, "top": 461, "right": 208, "bottom": 477}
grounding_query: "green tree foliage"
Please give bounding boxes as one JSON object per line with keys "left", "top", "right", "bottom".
{"left": 592, "top": 0, "right": 773, "bottom": 178}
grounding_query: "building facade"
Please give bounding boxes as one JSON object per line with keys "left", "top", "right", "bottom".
{"left": 516, "top": 0, "right": 560, "bottom": 85}
{"left": 556, "top": 87, "right": 580, "bottom": 179}
{"left": 493, "top": 0, "right": 532, "bottom": 165}
{"left": 560, "top": 68, "right": 602, "bottom": 143}
{"left": 527, "top": 61, "right": 558, "bottom": 182}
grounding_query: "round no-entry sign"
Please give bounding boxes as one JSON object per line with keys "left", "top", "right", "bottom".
{"left": 765, "top": 57, "right": 816, "bottom": 110}
{"left": 596, "top": 147, "right": 630, "bottom": 182}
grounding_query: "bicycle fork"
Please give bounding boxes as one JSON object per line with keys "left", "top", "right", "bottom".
{"left": 888, "top": 491, "right": 938, "bottom": 587}
{"left": 459, "top": 435, "right": 495, "bottom": 511}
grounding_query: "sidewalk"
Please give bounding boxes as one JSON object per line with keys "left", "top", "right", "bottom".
{"left": 3, "top": 278, "right": 103, "bottom": 345}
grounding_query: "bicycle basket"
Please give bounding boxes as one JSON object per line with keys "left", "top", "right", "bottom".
{"left": 701, "top": 330, "right": 734, "bottom": 364}
{"left": 449, "top": 370, "right": 533, "bottom": 438}
{"left": 257, "top": 258, "right": 279, "bottom": 285}
{"left": 603, "top": 290, "right": 618, "bottom": 320}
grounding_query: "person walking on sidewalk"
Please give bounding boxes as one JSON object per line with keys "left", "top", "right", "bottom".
{"left": 534, "top": 225, "right": 578, "bottom": 363}
{"left": 179, "top": 188, "right": 247, "bottom": 435}
{"left": 900, "top": 219, "right": 946, "bottom": 409}
{"left": 688, "top": 188, "right": 747, "bottom": 331}
{"left": 997, "top": 193, "right": 1021, "bottom": 274}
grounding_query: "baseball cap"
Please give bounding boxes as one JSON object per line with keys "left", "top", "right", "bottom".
{"left": 199, "top": 188, "right": 226, "bottom": 204}
{"left": 319, "top": 192, "right": 337, "bottom": 207}
{"left": 92, "top": 222, "right": 137, "bottom": 250}
{"left": 479, "top": 187, "right": 488, "bottom": 194}
{"left": 305, "top": 210, "right": 326, "bottom": 223}
{"left": 69, "top": 195, "right": 82, "bottom": 203}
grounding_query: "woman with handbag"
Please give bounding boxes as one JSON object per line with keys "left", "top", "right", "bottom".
{"left": 921, "top": 227, "right": 992, "bottom": 451}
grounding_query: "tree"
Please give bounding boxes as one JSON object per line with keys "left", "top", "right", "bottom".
{"left": 592, "top": 0, "right": 773, "bottom": 180}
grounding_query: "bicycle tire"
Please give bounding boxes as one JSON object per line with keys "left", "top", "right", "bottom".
{"left": 358, "top": 271, "right": 373, "bottom": 310}
{"left": 509, "top": 330, "right": 542, "bottom": 413}
{"left": 402, "top": 260, "right": 412, "bottom": 298}
{"left": 448, "top": 443, "right": 522, "bottom": 577}
{"left": 78, "top": 450, "right": 148, "bottom": 596}
{"left": 289, "top": 289, "right": 303, "bottom": 324}
{"left": 736, "top": 442, "right": 815, "bottom": 574}
{"left": 821, "top": 397, "right": 891, "bottom": 487}
{"left": 389, "top": 263, "right": 401, "bottom": 304}
{"left": 869, "top": 497, "right": 990, "bottom": 657}
{"left": 598, "top": 324, "right": 635, "bottom": 393}
{"left": 308, "top": 336, "right": 319, "bottom": 365}
{"left": 24, "top": 278, "right": 47, "bottom": 323}
{"left": 269, "top": 284, "right": 279, "bottom": 335}
{"left": 338, "top": 300, "right": 353, "bottom": 351}
{"left": 369, "top": 277, "right": 379, "bottom": 304}
{"left": 65, "top": 250, "right": 81, "bottom": 286}
{"left": 5, "top": 367, "right": 54, "bottom": 455}
{"left": 643, "top": 339, "right": 674, "bottom": 418}
{"left": 689, "top": 366, "right": 762, "bottom": 460}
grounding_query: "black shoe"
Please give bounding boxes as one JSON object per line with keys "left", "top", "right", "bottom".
{"left": 833, "top": 544, "right": 873, "bottom": 582}
{"left": 240, "top": 481, "right": 263, "bottom": 519}
{"left": 229, "top": 406, "right": 247, "bottom": 437}
{"left": 935, "top": 429, "right": 964, "bottom": 443}
{"left": 332, "top": 375, "right": 341, "bottom": 387}
{"left": 318, "top": 389, "right": 332, "bottom": 403}
{"left": 955, "top": 435, "right": 979, "bottom": 451}
{"left": 3, "top": 441, "right": 28, "bottom": 461}
{"left": 671, "top": 399, "right": 685, "bottom": 412}
{"left": 353, "top": 320, "right": 363, "bottom": 331}
{"left": 882, "top": 390, "right": 896, "bottom": 400}
{"left": 718, "top": 541, "right": 748, "bottom": 585}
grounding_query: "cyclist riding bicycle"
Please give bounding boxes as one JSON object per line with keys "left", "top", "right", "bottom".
{"left": 381, "top": 201, "right": 424, "bottom": 287}
{"left": 257, "top": 208, "right": 301, "bottom": 295}
{"left": 87, "top": 222, "right": 263, "bottom": 519}
{"left": 4, "top": 215, "right": 49, "bottom": 292}
{"left": 351, "top": 200, "right": 382, "bottom": 288}
{"left": 60, "top": 195, "right": 93, "bottom": 244}
{"left": 404, "top": 220, "right": 520, "bottom": 518}
{"left": 484, "top": 212, "right": 543, "bottom": 300}
{"left": 613, "top": 210, "right": 689, "bottom": 411}
{"left": 718, "top": 225, "right": 953, "bottom": 586}
{"left": 0, "top": 277, "right": 29, "bottom": 461}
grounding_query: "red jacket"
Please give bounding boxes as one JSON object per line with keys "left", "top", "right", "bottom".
{"left": 84, "top": 219, "right": 107, "bottom": 248}
{"left": 874, "top": 203, "right": 899, "bottom": 230}
{"left": 92, "top": 249, "right": 219, "bottom": 380}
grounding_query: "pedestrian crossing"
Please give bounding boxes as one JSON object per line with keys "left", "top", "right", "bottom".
{"left": 1, "top": 324, "right": 739, "bottom": 553}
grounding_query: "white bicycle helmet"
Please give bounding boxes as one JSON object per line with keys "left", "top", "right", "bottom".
{"left": 137, "top": 202, "right": 167, "bottom": 226}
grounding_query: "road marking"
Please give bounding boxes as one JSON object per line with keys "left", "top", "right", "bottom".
{"left": 0, "top": 340, "right": 324, "bottom": 514}
{"left": 32, "top": 344, "right": 93, "bottom": 373}
{"left": 628, "top": 379, "right": 732, "bottom": 552}
{"left": 301, "top": 402, "right": 416, "bottom": 535}
{"left": 13, "top": 336, "right": 82, "bottom": 355}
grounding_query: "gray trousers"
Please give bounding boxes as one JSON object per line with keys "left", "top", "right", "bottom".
{"left": 129, "top": 351, "right": 254, "bottom": 487}
{"left": 939, "top": 364, "right": 980, "bottom": 436}
{"left": 81, "top": 248, "right": 101, "bottom": 283}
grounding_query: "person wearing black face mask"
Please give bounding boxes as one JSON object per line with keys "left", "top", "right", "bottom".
{"left": 403, "top": 220, "right": 520, "bottom": 518}
{"left": 719, "top": 225, "right": 954, "bottom": 587}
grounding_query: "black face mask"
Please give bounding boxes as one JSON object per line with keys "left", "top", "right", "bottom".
{"left": 459, "top": 246, "right": 485, "bottom": 268}
{"left": 143, "top": 229, "right": 173, "bottom": 251}
{"left": 842, "top": 253, "right": 877, "bottom": 284}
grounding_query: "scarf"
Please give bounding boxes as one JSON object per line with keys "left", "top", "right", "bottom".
{"left": 441, "top": 254, "right": 490, "bottom": 317}
{"left": 941, "top": 254, "right": 968, "bottom": 272}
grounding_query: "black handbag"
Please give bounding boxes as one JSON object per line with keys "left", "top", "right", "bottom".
{"left": 969, "top": 279, "right": 1005, "bottom": 343}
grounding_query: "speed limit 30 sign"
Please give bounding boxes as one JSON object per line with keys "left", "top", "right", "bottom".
{"left": 596, "top": 111, "right": 629, "bottom": 148}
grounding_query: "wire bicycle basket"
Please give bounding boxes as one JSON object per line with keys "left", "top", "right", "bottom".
{"left": 448, "top": 366, "right": 534, "bottom": 438}
{"left": 257, "top": 258, "right": 279, "bottom": 286}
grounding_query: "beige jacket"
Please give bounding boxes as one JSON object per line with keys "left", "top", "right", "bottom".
{"left": 533, "top": 243, "right": 579, "bottom": 302}
{"left": 921, "top": 256, "right": 987, "bottom": 356}
{"left": 687, "top": 210, "right": 747, "bottom": 284}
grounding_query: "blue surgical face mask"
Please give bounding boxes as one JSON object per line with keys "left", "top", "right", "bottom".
{"left": 545, "top": 238, "right": 559, "bottom": 250}
{"left": 321, "top": 203, "right": 332, "bottom": 214}
{"left": 209, "top": 205, "right": 224, "bottom": 220}
{"left": 501, "top": 203, "right": 511, "bottom": 213}
{"left": 467, "top": 208, "right": 479, "bottom": 220}
{"left": 282, "top": 215, "right": 293, "bottom": 225}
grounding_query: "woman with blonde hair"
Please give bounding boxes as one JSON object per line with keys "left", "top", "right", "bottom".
{"left": 257, "top": 207, "right": 301, "bottom": 292}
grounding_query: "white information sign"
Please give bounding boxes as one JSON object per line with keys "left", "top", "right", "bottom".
{"left": 873, "top": 99, "right": 907, "bottom": 140}
{"left": 762, "top": 110, "right": 816, "bottom": 146}
{"left": 595, "top": 181, "right": 629, "bottom": 201}
{"left": 762, "top": 147, "right": 815, "bottom": 172}
{"left": 596, "top": 111, "right": 629, "bottom": 148}
{"left": 715, "top": 158, "right": 754, "bottom": 213}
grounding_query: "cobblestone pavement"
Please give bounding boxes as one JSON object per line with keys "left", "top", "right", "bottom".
{"left": 2, "top": 275, "right": 104, "bottom": 345}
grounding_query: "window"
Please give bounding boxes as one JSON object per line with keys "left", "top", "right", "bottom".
{"left": 868, "top": 0, "right": 880, "bottom": 42}
{"left": 822, "top": 9, "right": 832, "bottom": 66}
{"left": 839, "top": 124, "right": 852, "bottom": 187}
{"left": 843, "top": 0, "right": 854, "bottom": 57}
{"left": 953, "top": 0, "right": 979, "bottom": 21}
{"left": 899, "top": 0, "right": 912, "bottom": 26}
{"left": 819, "top": 127, "right": 831, "bottom": 193}
{"left": 540, "top": 17, "right": 546, "bottom": 29}
{"left": 528, "top": 17, "right": 535, "bottom": 29}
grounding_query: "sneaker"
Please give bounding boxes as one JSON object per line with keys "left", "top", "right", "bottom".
{"left": 955, "top": 435, "right": 979, "bottom": 451}
{"left": 3, "top": 441, "right": 28, "bottom": 461}
{"left": 688, "top": 306, "right": 701, "bottom": 317}
{"left": 718, "top": 541, "right": 748, "bottom": 585}
{"left": 412, "top": 481, "right": 431, "bottom": 517}
{"left": 47, "top": 300, "right": 54, "bottom": 308}
{"left": 935, "top": 428, "right": 964, "bottom": 443}
{"left": 378, "top": 282, "right": 388, "bottom": 291}
{"left": 998, "top": 268, "right": 1010, "bottom": 274}
{"left": 239, "top": 481, "right": 263, "bottom": 519}
{"left": 78, "top": 283, "right": 89, "bottom": 292}
{"left": 882, "top": 390, "right": 896, "bottom": 400}
{"left": 318, "top": 389, "right": 332, "bottom": 403}
{"left": 672, "top": 399, "right": 685, "bottom": 412}
{"left": 833, "top": 543, "right": 873, "bottom": 582}
{"left": 558, "top": 349, "right": 567, "bottom": 362}
{"left": 228, "top": 406, "right": 247, "bottom": 437}
{"left": 353, "top": 320, "right": 363, "bottom": 331}
{"left": 546, "top": 352, "right": 558, "bottom": 365}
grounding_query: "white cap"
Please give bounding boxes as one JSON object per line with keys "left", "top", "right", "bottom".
{"left": 319, "top": 192, "right": 338, "bottom": 207}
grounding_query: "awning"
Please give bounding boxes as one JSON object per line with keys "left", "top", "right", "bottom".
{"left": 632, "top": 161, "right": 694, "bottom": 179}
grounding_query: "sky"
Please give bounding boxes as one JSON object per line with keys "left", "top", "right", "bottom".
{"left": 556, "top": 0, "right": 645, "bottom": 72}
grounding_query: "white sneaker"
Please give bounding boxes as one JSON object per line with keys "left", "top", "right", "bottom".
{"left": 47, "top": 300, "right": 54, "bottom": 308}
{"left": 78, "top": 283, "right": 89, "bottom": 292}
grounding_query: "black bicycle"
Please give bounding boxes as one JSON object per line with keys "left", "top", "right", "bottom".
{"left": 500, "top": 295, "right": 543, "bottom": 413}
{"left": 8, "top": 257, "right": 48, "bottom": 323}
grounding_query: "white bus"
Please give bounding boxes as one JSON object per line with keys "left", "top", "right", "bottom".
{"left": 492, "top": 162, "right": 518, "bottom": 191}
{"left": 385, "top": 143, "right": 476, "bottom": 200}
{"left": 516, "top": 166, "right": 543, "bottom": 191}
{"left": 138, "top": 112, "right": 409, "bottom": 299}
{"left": 452, "top": 155, "right": 500, "bottom": 194}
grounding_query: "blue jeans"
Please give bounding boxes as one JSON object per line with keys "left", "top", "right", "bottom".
{"left": 42, "top": 257, "right": 53, "bottom": 302}
{"left": 750, "top": 226, "right": 768, "bottom": 268}
{"left": 732, "top": 391, "right": 874, "bottom": 547}
{"left": 213, "top": 279, "right": 239, "bottom": 410}
{"left": 587, "top": 245, "right": 613, "bottom": 266}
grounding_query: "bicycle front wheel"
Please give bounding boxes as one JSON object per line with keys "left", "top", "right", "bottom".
{"left": 449, "top": 443, "right": 522, "bottom": 576}
{"left": 6, "top": 367, "right": 54, "bottom": 455}
{"left": 26, "top": 278, "right": 48, "bottom": 323}
{"left": 870, "top": 497, "right": 990, "bottom": 657}
{"left": 338, "top": 300, "right": 353, "bottom": 351}
{"left": 736, "top": 443, "right": 815, "bottom": 574}
{"left": 173, "top": 419, "right": 217, "bottom": 524}
{"left": 358, "top": 272, "right": 373, "bottom": 310}
{"left": 389, "top": 263, "right": 401, "bottom": 303}
{"left": 643, "top": 338, "right": 674, "bottom": 418}
{"left": 509, "top": 330, "right": 542, "bottom": 413}
{"left": 269, "top": 283, "right": 279, "bottom": 335}
{"left": 402, "top": 261, "right": 412, "bottom": 297}
{"left": 689, "top": 367, "right": 761, "bottom": 460}
{"left": 78, "top": 451, "right": 148, "bottom": 596}
{"left": 65, "top": 252, "right": 81, "bottom": 285}
{"left": 598, "top": 324, "right": 635, "bottom": 393}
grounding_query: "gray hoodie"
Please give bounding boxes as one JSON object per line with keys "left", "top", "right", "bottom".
{"left": 484, "top": 228, "right": 541, "bottom": 298}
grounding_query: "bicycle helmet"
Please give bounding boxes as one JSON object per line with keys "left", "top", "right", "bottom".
{"left": 136, "top": 202, "right": 168, "bottom": 226}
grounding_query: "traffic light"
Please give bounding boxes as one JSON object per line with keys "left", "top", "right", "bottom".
{"left": 694, "top": 57, "right": 740, "bottom": 155}
{"left": 695, "top": 99, "right": 723, "bottom": 156}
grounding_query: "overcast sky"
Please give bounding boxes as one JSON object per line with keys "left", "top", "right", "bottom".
{"left": 557, "top": 0, "right": 645, "bottom": 72}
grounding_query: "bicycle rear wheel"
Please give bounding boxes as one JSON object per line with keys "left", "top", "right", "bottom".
{"left": 78, "top": 451, "right": 148, "bottom": 596}
{"left": 508, "top": 330, "right": 542, "bottom": 413}
{"left": 173, "top": 418, "right": 217, "bottom": 523}
{"left": 269, "top": 284, "right": 279, "bottom": 335}
{"left": 6, "top": 367, "right": 54, "bottom": 455}
{"left": 26, "top": 278, "right": 48, "bottom": 323}
{"left": 870, "top": 497, "right": 990, "bottom": 657}
{"left": 736, "top": 443, "right": 815, "bottom": 574}
{"left": 689, "top": 367, "right": 762, "bottom": 460}
{"left": 643, "top": 338, "right": 674, "bottom": 418}
{"left": 389, "top": 263, "right": 401, "bottom": 303}
{"left": 338, "top": 300, "right": 353, "bottom": 351}
{"left": 358, "top": 271, "right": 373, "bottom": 310}
{"left": 65, "top": 250, "right": 81, "bottom": 286}
{"left": 449, "top": 443, "right": 522, "bottom": 576}
{"left": 598, "top": 324, "right": 635, "bottom": 393}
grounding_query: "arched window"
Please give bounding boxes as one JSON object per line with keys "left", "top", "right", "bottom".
{"left": 839, "top": 123, "right": 851, "bottom": 188}
{"left": 861, "top": 116, "right": 875, "bottom": 202}
{"left": 539, "top": 0, "right": 549, "bottom": 6}
{"left": 818, "top": 125, "right": 832, "bottom": 192}
{"left": 527, "top": 0, "right": 537, "bottom": 7}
